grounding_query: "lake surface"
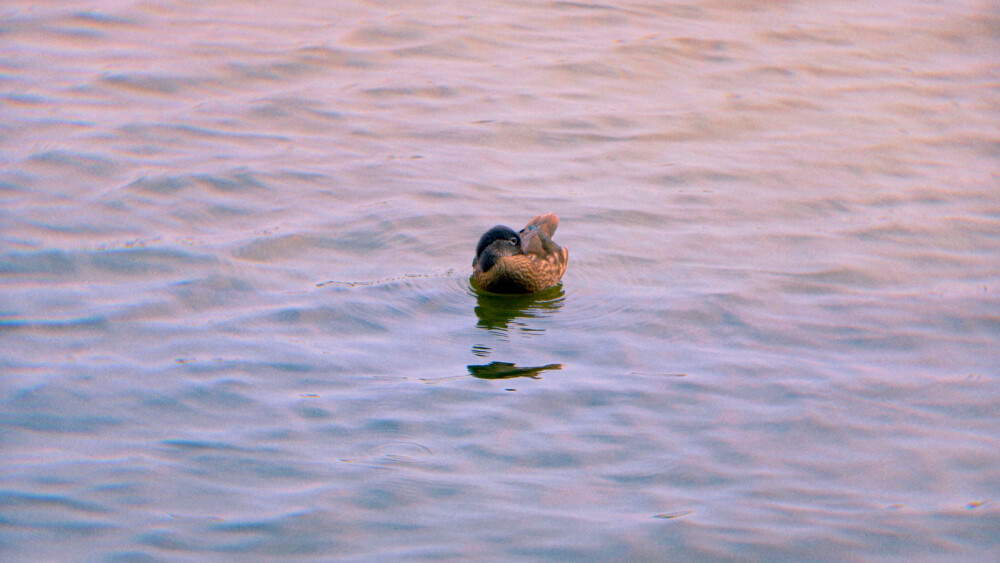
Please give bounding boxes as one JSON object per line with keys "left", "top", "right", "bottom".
{"left": 2, "top": 0, "right": 998, "bottom": 560}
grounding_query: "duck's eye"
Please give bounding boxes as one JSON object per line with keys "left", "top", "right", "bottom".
{"left": 509, "top": 237, "right": 518, "bottom": 245}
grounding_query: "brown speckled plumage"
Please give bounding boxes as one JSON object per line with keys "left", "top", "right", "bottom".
{"left": 471, "top": 213, "right": 569, "bottom": 294}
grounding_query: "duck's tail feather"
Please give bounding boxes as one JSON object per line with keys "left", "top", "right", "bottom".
{"left": 522, "top": 213, "right": 559, "bottom": 237}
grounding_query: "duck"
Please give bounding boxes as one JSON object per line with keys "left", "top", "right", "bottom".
{"left": 471, "top": 213, "right": 569, "bottom": 294}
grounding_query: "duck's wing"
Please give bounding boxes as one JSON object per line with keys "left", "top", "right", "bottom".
{"left": 520, "top": 227, "right": 562, "bottom": 259}
{"left": 521, "top": 213, "right": 559, "bottom": 237}
{"left": 520, "top": 225, "right": 569, "bottom": 288}
{"left": 519, "top": 213, "right": 561, "bottom": 258}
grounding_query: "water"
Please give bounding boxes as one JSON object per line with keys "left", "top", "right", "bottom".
{"left": 2, "top": 0, "right": 998, "bottom": 560}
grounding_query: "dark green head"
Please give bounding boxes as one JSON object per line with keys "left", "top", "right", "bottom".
{"left": 474, "top": 225, "right": 521, "bottom": 272}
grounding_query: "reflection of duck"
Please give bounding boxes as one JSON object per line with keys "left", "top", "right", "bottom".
{"left": 473, "top": 285, "right": 565, "bottom": 332}
{"left": 472, "top": 213, "right": 569, "bottom": 294}
{"left": 467, "top": 361, "right": 563, "bottom": 380}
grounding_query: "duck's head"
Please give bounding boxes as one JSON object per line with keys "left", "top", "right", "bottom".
{"left": 474, "top": 225, "right": 522, "bottom": 272}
